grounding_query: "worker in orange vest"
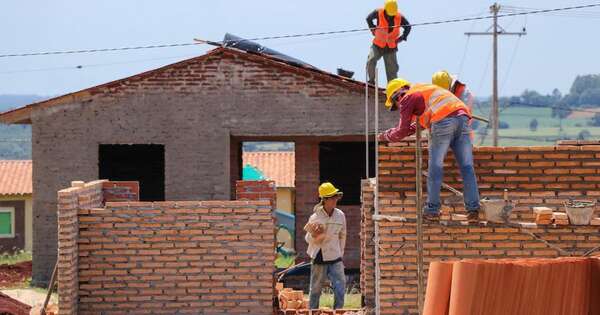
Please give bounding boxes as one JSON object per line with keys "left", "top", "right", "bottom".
{"left": 366, "top": 0, "right": 411, "bottom": 84}
{"left": 378, "top": 78, "right": 481, "bottom": 222}
{"left": 432, "top": 70, "right": 475, "bottom": 108}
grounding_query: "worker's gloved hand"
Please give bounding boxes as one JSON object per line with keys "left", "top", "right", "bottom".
{"left": 377, "top": 133, "right": 388, "bottom": 142}
{"left": 398, "top": 36, "right": 407, "bottom": 43}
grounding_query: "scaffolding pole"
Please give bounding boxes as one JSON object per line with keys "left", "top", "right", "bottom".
{"left": 365, "top": 69, "right": 369, "bottom": 180}
{"left": 415, "top": 121, "right": 425, "bottom": 313}
{"left": 373, "top": 69, "right": 381, "bottom": 315}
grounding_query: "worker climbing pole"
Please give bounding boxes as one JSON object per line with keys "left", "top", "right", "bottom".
{"left": 366, "top": 0, "right": 411, "bottom": 84}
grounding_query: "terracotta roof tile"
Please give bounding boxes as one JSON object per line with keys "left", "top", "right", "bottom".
{"left": 243, "top": 152, "right": 294, "bottom": 187}
{"left": 0, "top": 160, "right": 32, "bottom": 196}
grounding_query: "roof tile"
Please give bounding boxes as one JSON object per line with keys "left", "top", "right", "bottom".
{"left": 243, "top": 152, "right": 294, "bottom": 187}
{"left": 0, "top": 160, "right": 32, "bottom": 195}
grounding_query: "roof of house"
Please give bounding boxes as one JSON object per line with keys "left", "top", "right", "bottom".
{"left": 0, "top": 47, "right": 380, "bottom": 124}
{"left": 0, "top": 160, "right": 32, "bottom": 196}
{"left": 243, "top": 151, "right": 294, "bottom": 188}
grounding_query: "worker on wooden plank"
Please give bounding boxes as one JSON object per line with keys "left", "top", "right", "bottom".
{"left": 378, "top": 78, "right": 481, "bottom": 222}
{"left": 366, "top": 0, "right": 411, "bottom": 84}
{"left": 432, "top": 70, "right": 475, "bottom": 108}
{"left": 303, "top": 182, "right": 347, "bottom": 310}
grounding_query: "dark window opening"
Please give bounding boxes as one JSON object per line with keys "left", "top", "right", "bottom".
{"left": 99, "top": 144, "right": 165, "bottom": 201}
{"left": 319, "top": 142, "right": 375, "bottom": 205}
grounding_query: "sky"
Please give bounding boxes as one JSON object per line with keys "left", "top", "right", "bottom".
{"left": 1, "top": 0, "right": 600, "bottom": 98}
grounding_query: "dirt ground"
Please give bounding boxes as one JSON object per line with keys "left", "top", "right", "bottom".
{"left": 0, "top": 261, "right": 32, "bottom": 288}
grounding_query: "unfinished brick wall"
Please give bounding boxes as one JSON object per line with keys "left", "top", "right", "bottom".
{"left": 361, "top": 145, "right": 600, "bottom": 314}
{"left": 57, "top": 180, "right": 275, "bottom": 315}
{"left": 359, "top": 179, "right": 376, "bottom": 308}
{"left": 57, "top": 180, "right": 106, "bottom": 315}
{"left": 235, "top": 180, "right": 277, "bottom": 206}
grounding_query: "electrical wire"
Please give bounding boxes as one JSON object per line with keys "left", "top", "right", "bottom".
{"left": 1, "top": 3, "right": 600, "bottom": 59}
{"left": 0, "top": 54, "right": 199, "bottom": 75}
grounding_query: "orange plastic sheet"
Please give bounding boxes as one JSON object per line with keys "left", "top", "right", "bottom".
{"left": 423, "top": 258, "right": 595, "bottom": 315}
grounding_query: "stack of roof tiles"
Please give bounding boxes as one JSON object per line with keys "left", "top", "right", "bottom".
{"left": 424, "top": 257, "right": 600, "bottom": 315}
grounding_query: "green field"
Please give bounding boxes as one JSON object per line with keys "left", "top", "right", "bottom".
{"left": 472, "top": 106, "right": 600, "bottom": 146}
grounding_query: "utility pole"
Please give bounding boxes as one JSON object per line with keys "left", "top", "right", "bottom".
{"left": 466, "top": 3, "right": 526, "bottom": 146}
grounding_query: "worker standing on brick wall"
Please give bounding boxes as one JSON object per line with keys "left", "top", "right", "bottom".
{"left": 432, "top": 70, "right": 475, "bottom": 108}
{"left": 303, "top": 182, "right": 347, "bottom": 310}
{"left": 378, "top": 78, "right": 481, "bottom": 222}
{"left": 366, "top": 0, "right": 411, "bottom": 84}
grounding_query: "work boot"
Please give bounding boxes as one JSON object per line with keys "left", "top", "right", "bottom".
{"left": 423, "top": 212, "right": 440, "bottom": 222}
{"left": 467, "top": 211, "right": 479, "bottom": 223}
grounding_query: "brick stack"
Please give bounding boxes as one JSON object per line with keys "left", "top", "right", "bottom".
{"left": 57, "top": 180, "right": 276, "bottom": 315}
{"left": 533, "top": 207, "right": 553, "bottom": 225}
{"left": 360, "top": 144, "right": 600, "bottom": 314}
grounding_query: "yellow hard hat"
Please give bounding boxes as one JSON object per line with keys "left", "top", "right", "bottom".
{"left": 384, "top": 0, "right": 398, "bottom": 16}
{"left": 432, "top": 70, "right": 452, "bottom": 90}
{"left": 385, "top": 77, "right": 411, "bottom": 109}
{"left": 318, "top": 182, "right": 343, "bottom": 198}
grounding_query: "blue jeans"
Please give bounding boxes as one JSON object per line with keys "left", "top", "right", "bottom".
{"left": 309, "top": 261, "right": 346, "bottom": 309}
{"left": 424, "top": 116, "right": 480, "bottom": 214}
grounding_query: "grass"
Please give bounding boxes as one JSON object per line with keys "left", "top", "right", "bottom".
{"left": 472, "top": 106, "right": 600, "bottom": 146}
{"left": 304, "top": 285, "right": 362, "bottom": 309}
{"left": 318, "top": 293, "right": 361, "bottom": 309}
{"left": 0, "top": 250, "right": 31, "bottom": 265}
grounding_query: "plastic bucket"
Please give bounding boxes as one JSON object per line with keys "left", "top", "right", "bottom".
{"left": 564, "top": 201, "right": 596, "bottom": 225}
{"left": 481, "top": 199, "right": 512, "bottom": 223}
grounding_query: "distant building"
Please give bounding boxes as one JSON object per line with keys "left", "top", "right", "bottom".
{"left": 0, "top": 160, "right": 32, "bottom": 253}
{"left": 0, "top": 46, "right": 392, "bottom": 284}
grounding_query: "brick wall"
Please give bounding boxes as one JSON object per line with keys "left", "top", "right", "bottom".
{"left": 235, "top": 180, "right": 276, "bottom": 206}
{"left": 361, "top": 145, "right": 600, "bottom": 314}
{"left": 102, "top": 181, "right": 140, "bottom": 202}
{"left": 30, "top": 47, "right": 395, "bottom": 283}
{"left": 57, "top": 180, "right": 106, "bottom": 315}
{"left": 360, "top": 179, "right": 376, "bottom": 307}
{"left": 57, "top": 180, "right": 275, "bottom": 315}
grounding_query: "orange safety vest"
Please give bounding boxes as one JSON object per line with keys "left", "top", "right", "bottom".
{"left": 406, "top": 84, "right": 472, "bottom": 129}
{"left": 373, "top": 9, "right": 402, "bottom": 49}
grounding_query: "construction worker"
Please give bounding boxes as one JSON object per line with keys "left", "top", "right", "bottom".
{"left": 432, "top": 70, "right": 475, "bottom": 108}
{"left": 366, "top": 0, "right": 411, "bottom": 84}
{"left": 304, "top": 182, "right": 347, "bottom": 310}
{"left": 378, "top": 78, "right": 481, "bottom": 222}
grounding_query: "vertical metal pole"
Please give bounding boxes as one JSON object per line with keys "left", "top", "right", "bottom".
{"left": 374, "top": 69, "right": 381, "bottom": 315}
{"left": 415, "top": 121, "right": 424, "bottom": 313}
{"left": 492, "top": 2, "right": 500, "bottom": 147}
{"left": 365, "top": 70, "right": 370, "bottom": 179}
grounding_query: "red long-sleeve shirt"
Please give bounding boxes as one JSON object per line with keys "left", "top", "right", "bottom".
{"left": 380, "top": 93, "right": 425, "bottom": 142}
{"left": 379, "top": 92, "right": 469, "bottom": 143}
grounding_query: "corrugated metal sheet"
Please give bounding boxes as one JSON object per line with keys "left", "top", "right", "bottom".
{"left": 242, "top": 152, "right": 295, "bottom": 188}
{"left": 0, "top": 160, "right": 32, "bottom": 196}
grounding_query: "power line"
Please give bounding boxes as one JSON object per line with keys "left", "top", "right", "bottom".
{"left": 0, "top": 54, "right": 198, "bottom": 75}
{"left": 1, "top": 2, "right": 600, "bottom": 59}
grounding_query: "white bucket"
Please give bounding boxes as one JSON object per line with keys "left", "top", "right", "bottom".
{"left": 481, "top": 199, "right": 512, "bottom": 223}
{"left": 564, "top": 201, "right": 596, "bottom": 225}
